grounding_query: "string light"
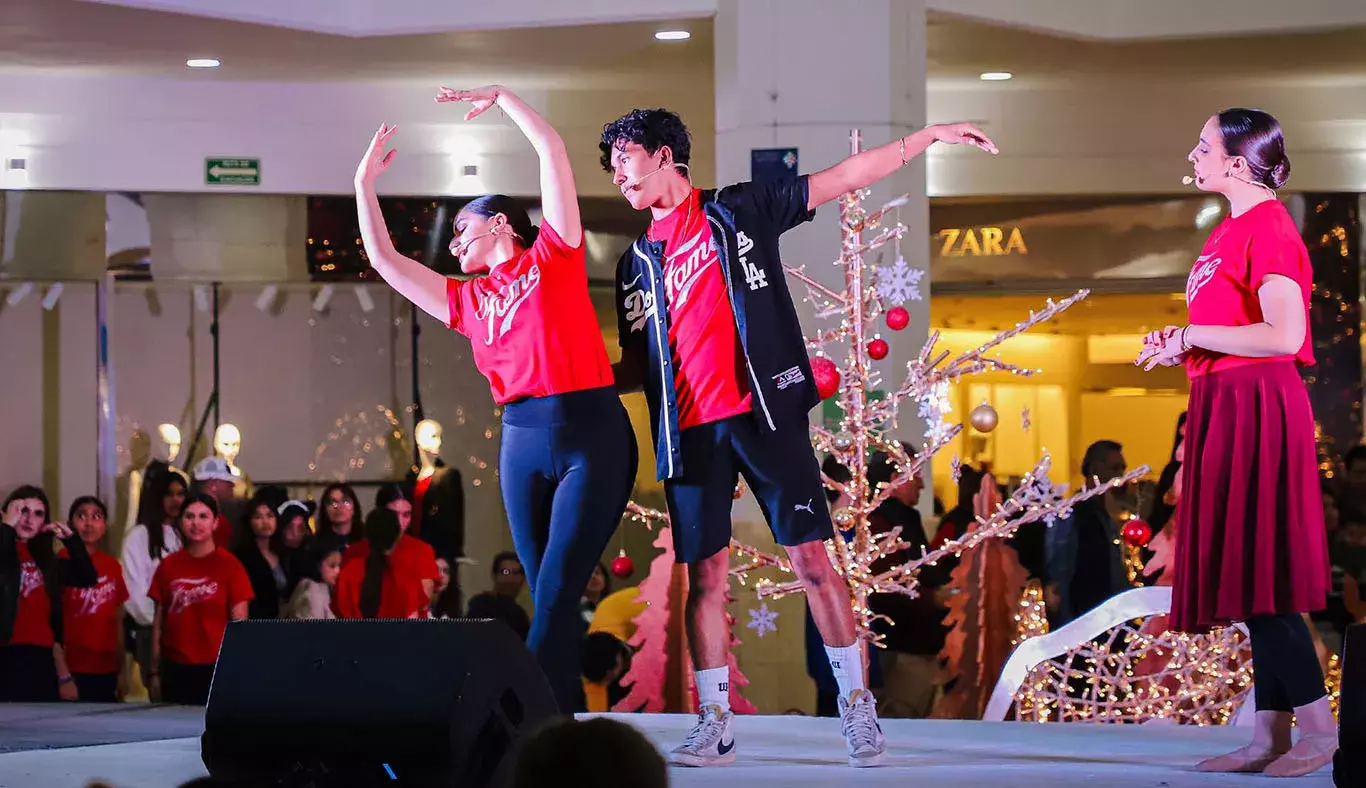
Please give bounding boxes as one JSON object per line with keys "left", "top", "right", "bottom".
{"left": 1013, "top": 581, "right": 1049, "bottom": 646}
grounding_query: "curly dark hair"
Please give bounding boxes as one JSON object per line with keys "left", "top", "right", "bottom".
{"left": 599, "top": 108, "right": 692, "bottom": 173}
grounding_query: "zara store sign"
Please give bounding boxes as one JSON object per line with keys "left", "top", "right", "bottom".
{"left": 935, "top": 226, "right": 1028, "bottom": 257}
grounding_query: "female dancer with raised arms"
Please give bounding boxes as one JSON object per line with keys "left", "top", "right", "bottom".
{"left": 354, "top": 85, "right": 637, "bottom": 713}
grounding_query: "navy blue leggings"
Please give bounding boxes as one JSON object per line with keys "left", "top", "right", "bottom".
{"left": 499, "top": 386, "right": 637, "bottom": 713}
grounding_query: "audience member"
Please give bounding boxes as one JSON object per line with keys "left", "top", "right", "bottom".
{"left": 61, "top": 496, "right": 129, "bottom": 703}
{"left": 284, "top": 546, "right": 342, "bottom": 620}
{"left": 0, "top": 485, "right": 98, "bottom": 702}
{"left": 512, "top": 717, "right": 667, "bottom": 788}
{"left": 334, "top": 509, "right": 429, "bottom": 619}
{"left": 148, "top": 493, "right": 253, "bottom": 705}
{"left": 467, "top": 551, "right": 531, "bottom": 640}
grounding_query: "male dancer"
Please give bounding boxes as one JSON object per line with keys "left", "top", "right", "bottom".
{"left": 601, "top": 109, "right": 996, "bottom": 766}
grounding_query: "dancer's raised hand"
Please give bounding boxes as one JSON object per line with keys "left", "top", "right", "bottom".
{"left": 928, "top": 122, "right": 999, "bottom": 155}
{"left": 435, "top": 85, "right": 503, "bottom": 121}
{"left": 355, "top": 124, "right": 398, "bottom": 187}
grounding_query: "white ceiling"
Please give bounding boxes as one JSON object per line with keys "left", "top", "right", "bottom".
{"left": 5, "top": 0, "right": 1366, "bottom": 88}
{"left": 0, "top": 0, "right": 713, "bottom": 86}
{"left": 926, "top": 15, "right": 1366, "bottom": 84}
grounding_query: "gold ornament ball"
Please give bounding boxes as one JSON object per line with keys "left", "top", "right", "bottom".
{"left": 833, "top": 432, "right": 854, "bottom": 451}
{"left": 969, "top": 402, "right": 999, "bottom": 433}
{"left": 832, "top": 508, "right": 854, "bottom": 528}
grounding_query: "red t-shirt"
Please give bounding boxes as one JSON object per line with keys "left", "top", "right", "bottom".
{"left": 61, "top": 550, "right": 129, "bottom": 675}
{"left": 446, "top": 222, "right": 613, "bottom": 404}
{"left": 9, "top": 542, "right": 54, "bottom": 648}
{"left": 213, "top": 515, "right": 234, "bottom": 550}
{"left": 149, "top": 547, "right": 254, "bottom": 666}
{"left": 333, "top": 558, "right": 430, "bottom": 620}
{"left": 650, "top": 189, "right": 752, "bottom": 429}
{"left": 342, "top": 534, "right": 440, "bottom": 582}
{"left": 1184, "top": 200, "right": 1315, "bottom": 379}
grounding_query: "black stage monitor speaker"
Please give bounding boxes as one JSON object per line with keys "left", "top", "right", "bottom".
{"left": 1336, "top": 622, "right": 1364, "bottom": 787}
{"left": 202, "top": 618, "right": 558, "bottom": 787}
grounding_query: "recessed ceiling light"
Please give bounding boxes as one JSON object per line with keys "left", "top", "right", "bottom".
{"left": 655, "top": 30, "right": 690, "bottom": 41}
{"left": 979, "top": 71, "right": 1013, "bottom": 81}
{"left": 186, "top": 58, "right": 221, "bottom": 69}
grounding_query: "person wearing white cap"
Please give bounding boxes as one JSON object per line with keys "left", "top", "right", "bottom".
{"left": 191, "top": 457, "right": 237, "bottom": 549}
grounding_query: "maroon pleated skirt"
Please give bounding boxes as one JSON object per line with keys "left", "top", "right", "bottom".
{"left": 1169, "top": 361, "right": 1330, "bottom": 634}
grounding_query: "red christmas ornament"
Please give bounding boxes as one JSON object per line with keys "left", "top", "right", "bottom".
{"left": 885, "top": 306, "right": 910, "bottom": 331}
{"left": 1121, "top": 518, "right": 1153, "bottom": 548}
{"left": 610, "top": 549, "right": 635, "bottom": 578}
{"left": 810, "top": 356, "right": 841, "bottom": 400}
{"left": 867, "top": 338, "right": 890, "bottom": 360}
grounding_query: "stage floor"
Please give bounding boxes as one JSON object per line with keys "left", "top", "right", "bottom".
{"left": 0, "top": 703, "right": 1338, "bottom": 787}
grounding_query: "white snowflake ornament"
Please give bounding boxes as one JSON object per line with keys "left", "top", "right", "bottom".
{"left": 746, "top": 603, "right": 779, "bottom": 638}
{"left": 875, "top": 255, "right": 924, "bottom": 305}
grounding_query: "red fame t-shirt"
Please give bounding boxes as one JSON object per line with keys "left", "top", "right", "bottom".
{"left": 446, "top": 221, "right": 613, "bottom": 404}
{"left": 650, "top": 189, "right": 752, "bottom": 429}
{"left": 149, "top": 547, "right": 254, "bottom": 666}
{"left": 1184, "top": 199, "right": 1315, "bottom": 379}
{"left": 342, "top": 534, "right": 440, "bottom": 583}
{"left": 333, "top": 558, "right": 430, "bottom": 620}
{"left": 9, "top": 542, "right": 54, "bottom": 648}
{"left": 61, "top": 550, "right": 130, "bottom": 675}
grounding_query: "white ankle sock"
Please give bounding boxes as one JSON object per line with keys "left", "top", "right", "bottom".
{"left": 825, "top": 643, "right": 866, "bottom": 700}
{"left": 695, "top": 667, "right": 731, "bottom": 712}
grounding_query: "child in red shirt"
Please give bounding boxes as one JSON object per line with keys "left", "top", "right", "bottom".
{"left": 354, "top": 84, "right": 637, "bottom": 713}
{"left": 335, "top": 509, "right": 429, "bottom": 620}
{"left": 0, "top": 485, "right": 97, "bottom": 702}
{"left": 149, "top": 493, "right": 253, "bottom": 706}
{"left": 1137, "top": 108, "right": 1334, "bottom": 777}
{"left": 60, "top": 496, "right": 129, "bottom": 703}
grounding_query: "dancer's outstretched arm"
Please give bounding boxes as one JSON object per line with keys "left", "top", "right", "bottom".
{"left": 806, "top": 123, "right": 998, "bottom": 211}
{"left": 353, "top": 125, "right": 450, "bottom": 323}
{"left": 437, "top": 85, "right": 582, "bottom": 248}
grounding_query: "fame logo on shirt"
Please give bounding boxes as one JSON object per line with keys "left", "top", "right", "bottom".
{"left": 18, "top": 561, "right": 42, "bottom": 598}
{"left": 663, "top": 229, "right": 716, "bottom": 308}
{"left": 168, "top": 577, "right": 220, "bottom": 615}
{"left": 1186, "top": 254, "right": 1222, "bottom": 304}
{"left": 74, "top": 576, "right": 118, "bottom": 617}
{"left": 474, "top": 264, "right": 542, "bottom": 345}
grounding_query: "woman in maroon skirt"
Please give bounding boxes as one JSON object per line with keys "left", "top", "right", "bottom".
{"left": 1137, "top": 108, "right": 1334, "bottom": 778}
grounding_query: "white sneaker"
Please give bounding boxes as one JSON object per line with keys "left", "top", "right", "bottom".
{"left": 838, "top": 689, "right": 887, "bottom": 767}
{"left": 669, "top": 704, "right": 736, "bottom": 767}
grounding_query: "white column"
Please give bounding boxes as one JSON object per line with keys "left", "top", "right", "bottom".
{"left": 715, "top": 0, "right": 930, "bottom": 463}
{"left": 712, "top": 0, "right": 930, "bottom": 712}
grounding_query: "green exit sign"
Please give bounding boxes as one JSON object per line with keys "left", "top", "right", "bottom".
{"left": 206, "top": 157, "right": 260, "bottom": 186}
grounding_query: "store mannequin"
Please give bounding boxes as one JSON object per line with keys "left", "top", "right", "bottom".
{"left": 214, "top": 423, "right": 253, "bottom": 499}
{"left": 417, "top": 419, "right": 441, "bottom": 481}
{"left": 407, "top": 419, "right": 465, "bottom": 569}
{"left": 158, "top": 423, "right": 182, "bottom": 466}
{"left": 112, "top": 428, "right": 153, "bottom": 553}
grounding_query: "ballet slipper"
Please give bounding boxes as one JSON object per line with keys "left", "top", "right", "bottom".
{"left": 1262, "top": 733, "right": 1338, "bottom": 778}
{"left": 1194, "top": 744, "right": 1286, "bottom": 773}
